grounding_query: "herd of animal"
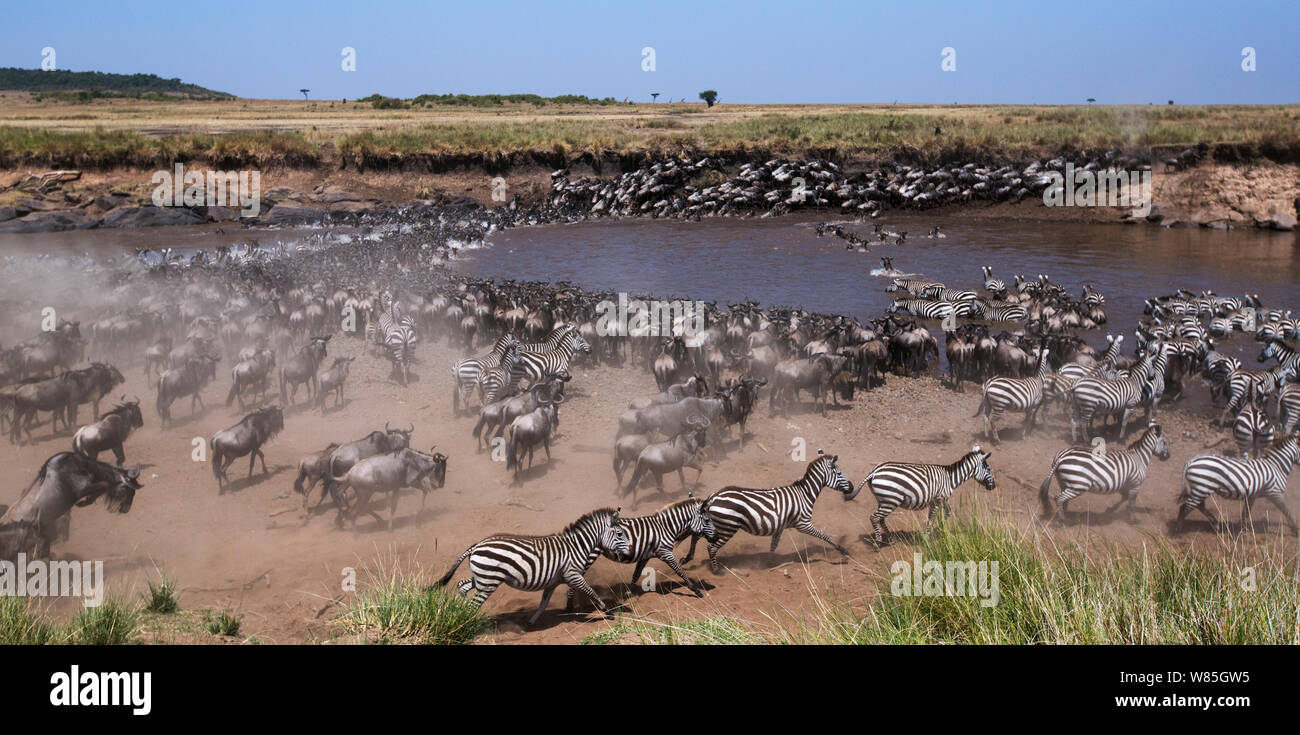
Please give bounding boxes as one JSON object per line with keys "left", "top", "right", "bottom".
{"left": 0, "top": 215, "right": 1296, "bottom": 627}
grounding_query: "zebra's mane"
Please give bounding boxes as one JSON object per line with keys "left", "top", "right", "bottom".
{"left": 652, "top": 496, "right": 703, "bottom": 515}
{"left": 560, "top": 507, "right": 619, "bottom": 536}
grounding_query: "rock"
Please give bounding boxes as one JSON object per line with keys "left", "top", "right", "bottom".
{"left": 0, "top": 205, "right": 15, "bottom": 223}
{"left": 1268, "top": 212, "right": 1295, "bottom": 231}
{"left": 263, "top": 186, "right": 305, "bottom": 205}
{"left": 1144, "top": 204, "right": 1164, "bottom": 223}
{"left": 264, "top": 204, "right": 326, "bottom": 225}
{"left": 206, "top": 206, "right": 244, "bottom": 223}
{"left": 94, "top": 193, "right": 133, "bottom": 210}
{"left": 318, "top": 186, "right": 363, "bottom": 204}
{"left": 17, "top": 198, "right": 58, "bottom": 213}
{"left": 100, "top": 205, "right": 205, "bottom": 228}
{"left": 0, "top": 209, "right": 95, "bottom": 233}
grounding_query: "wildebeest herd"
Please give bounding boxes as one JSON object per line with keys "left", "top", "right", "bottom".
{"left": 0, "top": 211, "right": 1296, "bottom": 628}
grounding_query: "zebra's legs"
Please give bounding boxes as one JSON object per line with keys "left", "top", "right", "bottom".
{"left": 529, "top": 584, "right": 560, "bottom": 625}
{"left": 562, "top": 569, "right": 608, "bottom": 618}
{"left": 1240, "top": 496, "right": 1255, "bottom": 533}
{"left": 870, "top": 509, "right": 893, "bottom": 546}
{"left": 628, "top": 558, "right": 649, "bottom": 592}
{"left": 796, "top": 520, "right": 848, "bottom": 555}
{"left": 707, "top": 530, "right": 738, "bottom": 574}
{"left": 769, "top": 529, "right": 783, "bottom": 553}
{"left": 1263, "top": 494, "right": 1299, "bottom": 534}
{"left": 985, "top": 409, "right": 1000, "bottom": 444}
{"left": 656, "top": 547, "right": 704, "bottom": 596}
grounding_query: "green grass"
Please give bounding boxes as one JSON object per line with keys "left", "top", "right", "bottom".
{"left": 204, "top": 609, "right": 242, "bottom": 637}
{"left": 338, "top": 565, "right": 492, "bottom": 645}
{"left": 69, "top": 598, "right": 140, "bottom": 645}
{"left": 585, "top": 520, "right": 1300, "bottom": 645}
{"left": 0, "top": 596, "right": 61, "bottom": 644}
{"left": 141, "top": 572, "right": 180, "bottom": 614}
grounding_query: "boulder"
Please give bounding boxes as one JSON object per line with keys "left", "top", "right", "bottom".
{"left": 318, "top": 186, "right": 363, "bottom": 204}
{"left": 1268, "top": 212, "right": 1295, "bottom": 231}
{"left": 264, "top": 204, "right": 326, "bottom": 225}
{"left": 0, "top": 209, "right": 95, "bottom": 233}
{"left": 0, "top": 205, "right": 15, "bottom": 223}
{"left": 101, "top": 205, "right": 205, "bottom": 228}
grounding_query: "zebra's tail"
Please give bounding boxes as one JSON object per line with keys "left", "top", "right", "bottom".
{"left": 622, "top": 461, "right": 645, "bottom": 497}
{"left": 1038, "top": 459, "right": 1060, "bottom": 517}
{"left": 434, "top": 544, "right": 477, "bottom": 588}
{"left": 972, "top": 394, "right": 988, "bottom": 417}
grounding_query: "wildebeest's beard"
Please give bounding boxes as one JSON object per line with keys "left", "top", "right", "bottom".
{"left": 103, "top": 469, "right": 141, "bottom": 513}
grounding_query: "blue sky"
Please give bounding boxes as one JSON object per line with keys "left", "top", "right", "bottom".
{"left": 3, "top": 0, "right": 1297, "bottom": 103}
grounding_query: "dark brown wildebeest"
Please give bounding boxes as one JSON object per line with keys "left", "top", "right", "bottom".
{"left": 226, "top": 347, "right": 276, "bottom": 410}
{"left": 72, "top": 397, "right": 144, "bottom": 464}
{"left": 8, "top": 372, "right": 76, "bottom": 444}
{"left": 64, "top": 362, "right": 126, "bottom": 424}
{"left": 293, "top": 442, "right": 341, "bottom": 510}
{"left": 0, "top": 519, "right": 47, "bottom": 561}
{"left": 329, "top": 447, "right": 447, "bottom": 530}
{"left": 0, "top": 452, "right": 141, "bottom": 550}
{"left": 768, "top": 352, "right": 852, "bottom": 415}
{"left": 18, "top": 328, "right": 83, "bottom": 378}
{"left": 321, "top": 424, "right": 414, "bottom": 511}
{"left": 210, "top": 406, "right": 285, "bottom": 493}
{"left": 280, "top": 336, "right": 330, "bottom": 406}
{"left": 156, "top": 354, "right": 220, "bottom": 428}
{"left": 315, "top": 356, "right": 354, "bottom": 412}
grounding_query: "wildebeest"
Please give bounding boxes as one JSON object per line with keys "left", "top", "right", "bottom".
{"left": 157, "top": 354, "right": 220, "bottom": 427}
{"left": 226, "top": 347, "right": 276, "bottom": 410}
{"left": 72, "top": 397, "right": 143, "bottom": 464}
{"left": 293, "top": 442, "right": 340, "bottom": 510}
{"left": 0, "top": 452, "right": 141, "bottom": 550}
{"left": 18, "top": 330, "right": 83, "bottom": 378}
{"left": 144, "top": 336, "right": 173, "bottom": 380}
{"left": 0, "top": 519, "right": 47, "bottom": 561}
{"left": 64, "top": 362, "right": 126, "bottom": 424}
{"left": 622, "top": 415, "right": 709, "bottom": 504}
{"left": 329, "top": 447, "right": 447, "bottom": 530}
{"left": 471, "top": 375, "right": 568, "bottom": 450}
{"left": 315, "top": 356, "right": 354, "bottom": 412}
{"left": 7, "top": 372, "right": 75, "bottom": 444}
{"left": 210, "top": 406, "right": 285, "bottom": 492}
{"left": 322, "top": 424, "right": 414, "bottom": 510}
{"left": 505, "top": 391, "right": 562, "bottom": 479}
{"left": 769, "top": 353, "right": 852, "bottom": 415}
{"left": 280, "top": 336, "right": 330, "bottom": 406}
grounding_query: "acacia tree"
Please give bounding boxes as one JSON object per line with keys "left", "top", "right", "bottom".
{"left": 699, "top": 90, "right": 718, "bottom": 107}
{"left": 300, "top": 88, "right": 310, "bottom": 100}
{"left": 651, "top": 92, "right": 659, "bottom": 103}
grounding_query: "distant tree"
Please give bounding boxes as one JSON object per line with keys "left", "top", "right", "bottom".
{"left": 699, "top": 90, "right": 718, "bottom": 107}
{"left": 1168, "top": 100, "right": 1174, "bottom": 105}
{"left": 300, "top": 89, "right": 310, "bottom": 100}
{"left": 1086, "top": 97, "right": 1096, "bottom": 104}
{"left": 651, "top": 92, "right": 659, "bottom": 103}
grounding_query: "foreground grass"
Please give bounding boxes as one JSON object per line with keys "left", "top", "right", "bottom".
{"left": 1, "top": 596, "right": 141, "bottom": 645}
{"left": 337, "top": 562, "right": 491, "bottom": 645}
{"left": 585, "top": 520, "right": 1300, "bottom": 645}
{"left": 2, "top": 101, "right": 1297, "bottom": 168}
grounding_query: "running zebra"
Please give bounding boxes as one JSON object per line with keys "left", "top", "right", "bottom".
{"left": 975, "top": 347, "right": 1049, "bottom": 443}
{"left": 1259, "top": 339, "right": 1300, "bottom": 379}
{"left": 1218, "top": 364, "right": 1295, "bottom": 426}
{"left": 699, "top": 451, "right": 853, "bottom": 573}
{"left": 519, "top": 324, "right": 575, "bottom": 354}
{"left": 475, "top": 342, "right": 522, "bottom": 405}
{"left": 1068, "top": 368, "right": 1159, "bottom": 441}
{"left": 850, "top": 445, "right": 995, "bottom": 545}
{"left": 370, "top": 295, "right": 418, "bottom": 386}
{"left": 435, "top": 507, "right": 629, "bottom": 625}
{"left": 1177, "top": 434, "right": 1300, "bottom": 534}
{"left": 1279, "top": 383, "right": 1300, "bottom": 434}
{"left": 510, "top": 329, "right": 591, "bottom": 385}
{"left": 1038, "top": 423, "right": 1170, "bottom": 522}
{"left": 450, "top": 334, "right": 519, "bottom": 413}
{"left": 600, "top": 494, "right": 713, "bottom": 597}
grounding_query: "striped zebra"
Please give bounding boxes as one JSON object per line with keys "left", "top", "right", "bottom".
{"left": 1279, "top": 383, "right": 1300, "bottom": 434}
{"left": 886, "top": 278, "right": 944, "bottom": 296}
{"left": 922, "top": 285, "right": 979, "bottom": 303}
{"left": 519, "top": 324, "right": 575, "bottom": 353}
{"left": 1233, "top": 392, "right": 1275, "bottom": 459}
{"left": 891, "top": 298, "right": 955, "bottom": 320}
{"left": 1057, "top": 335, "right": 1124, "bottom": 380}
{"left": 1259, "top": 339, "right": 1300, "bottom": 378}
{"left": 369, "top": 296, "right": 418, "bottom": 386}
{"left": 450, "top": 334, "right": 519, "bottom": 413}
{"left": 699, "top": 451, "right": 853, "bottom": 573}
{"left": 1217, "top": 364, "right": 1295, "bottom": 426}
{"left": 1177, "top": 434, "right": 1300, "bottom": 534}
{"left": 1038, "top": 423, "right": 1170, "bottom": 522}
{"left": 600, "top": 494, "right": 713, "bottom": 597}
{"left": 975, "top": 347, "right": 1049, "bottom": 443}
{"left": 968, "top": 301, "right": 1027, "bottom": 322}
{"left": 1069, "top": 364, "right": 1160, "bottom": 442}
{"left": 475, "top": 342, "right": 522, "bottom": 405}
{"left": 510, "top": 329, "right": 591, "bottom": 385}
{"left": 435, "top": 507, "right": 629, "bottom": 625}
{"left": 981, "top": 265, "right": 1005, "bottom": 294}
{"left": 850, "top": 445, "right": 995, "bottom": 545}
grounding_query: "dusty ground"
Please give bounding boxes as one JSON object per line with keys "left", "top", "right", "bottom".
{"left": 2, "top": 322, "right": 1293, "bottom": 645}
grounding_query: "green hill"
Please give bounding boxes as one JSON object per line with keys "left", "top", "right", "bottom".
{"left": 0, "top": 68, "right": 233, "bottom": 100}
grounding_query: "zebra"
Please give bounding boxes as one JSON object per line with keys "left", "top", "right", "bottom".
{"left": 922, "top": 285, "right": 979, "bottom": 304}
{"left": 1177, "top": 434, "right": 1300, "bottom": 535}
{"left": 969, "top": 301, "right": 1027, "bottom": 322}
{"left": 600, "top": 494, "right": 713, "bottom": 597}
{"left": 450, "top": 333, "right": 519, "bottom": 413}
{"left": 435, "top": 507, "right": 630, "bottom": 625}
{"left": 1233, "top": 392, "right": 1275, "bottom": 459}
{"left": 510, "top": 329, "right": 591, "bottom": 385}
{"left": 975, "top": 347, "right": 1049, "bottom": 443}
{"left": 850, "top": 445, "right": 995, "bottom": 545}
{"left": 981, "top": 265, "right": 1005, "bottom": 295}
{"left": 1279, "top": 383, "right": 1300, "bottom": 434}
{"left": 1217, "top": 364, "right": 1294, "bottom": 426}
{"left": 891, "top": 298, "right": 955, "bottom": 320}
{"left": 1259, "top": 339, "right": 1300, "bottom": 378}
{"left": 1038, "top": 423, "right": 1170, "bottom": 522}
{"left": 1068, "top": 366, "right": 1160, "bottom": 442}
{"left": 518, "top": 324, "right": 575, "bottom": 354}
{"left": 370, "top": 296, "right": 418, "bottom": 386}
{"left": 886, "top": 278, "right": 944, "bottom": 296}
{"left": 698, "top": 451, "right": 854, "bottom": 573}
{"left": 475, "top": 342, "right": 522, "bottom": 406}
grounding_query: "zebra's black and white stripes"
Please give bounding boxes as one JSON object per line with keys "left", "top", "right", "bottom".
{"left": 1038, "top": 423, "right": 1170, "bottom": 520}
{"left": 700, "top": 451, "right": 853, "bottom": 572}
{"left": 511, "top": 329, "right": 591, "bottom": 385}
{"left": 436, "top": 507, "right": 629, "bottom": 624}
{"left": 600, "top": 495, "right": 714, "bottom": 596}
{"left": 1178, "top": 434, "right": 1300, "bottom": 534}
{"left": 450, "top": 334, "right": 519, "bottom": 413}
{"left": 850, "top": 445, "right": 996, "bottom": 544}
{"left": 976, "top": 347, "right": 1049, "bottom": 443}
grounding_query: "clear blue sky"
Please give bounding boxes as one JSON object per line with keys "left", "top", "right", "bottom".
{"left": 3, "top": 0, "right": 1297, "bottom": 103}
